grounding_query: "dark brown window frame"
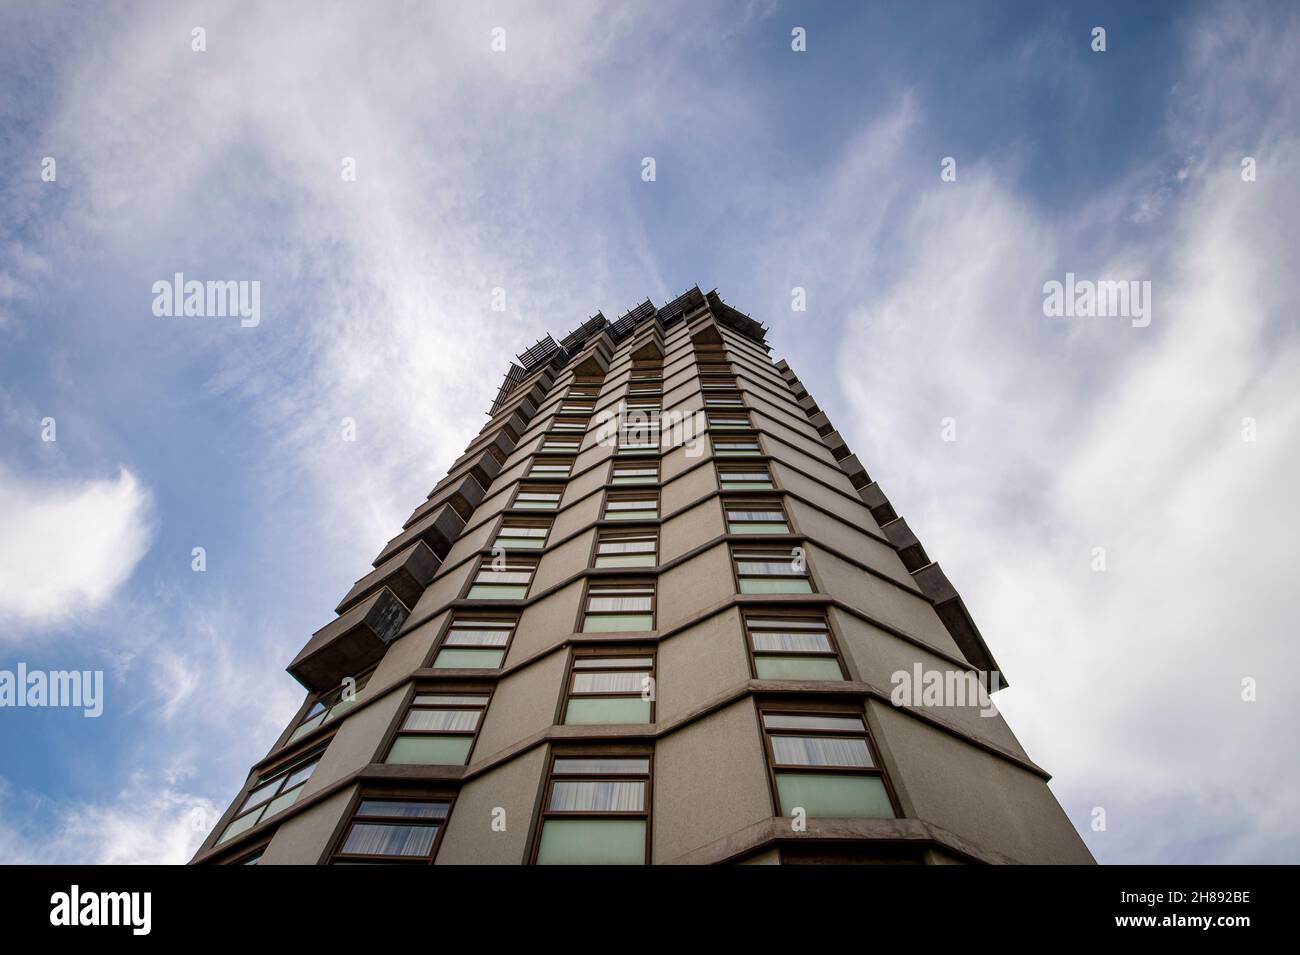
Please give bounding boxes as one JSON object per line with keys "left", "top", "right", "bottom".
{"left": 578, "top": 577, "right": 657, "bottom": 633}
{"left": 602, "top": 488, "right": 660, "bottom": 521}
{"left": 730, "top": 543, "right": 816, "bottom": 594}
{"left": 742, "top": 608, "right": 848, "bottom": 681}
{"left": 527, "top": 746, "right": 655, "bottom": 865}
{"left": 381, "top": 687, "right": 493, "bottom": 768}
{"left": 560, "top": 646, "right": 657, "bottom": 726}
{"left": 590, "top": 526, "right": 659, "bottom": 569}
{"left": 328, "top": 786, "right": 458, "bottom": 865}
{"left": 464, "top": 553, "right": 538, "bottom": 600}
{"left": 426, "top": 612, "right": 520, "bottom": 670}
{"left": 755, "top": 700, "right": 899, "bottom": 821}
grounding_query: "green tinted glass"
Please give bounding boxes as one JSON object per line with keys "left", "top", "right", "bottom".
{"left": 536, "top": 819, "right": 646, "bottom": 865}
{"left": 776, "top": 773, "right": 893, "bottom": 818}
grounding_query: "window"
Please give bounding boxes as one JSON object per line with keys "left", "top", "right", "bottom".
{"left": 534, "top": 755, "right": 651, "bottom": 864}
{"left": 550, "top": 418, "right": 586, "bottom": 433}
{"left": 708, "top": 412, "right": 751, "bottom": 430}
{"left": 493, "top": 519, "right": 551, "bottom": 551}
{"left": 604, "top": 492, "right": 658, "bottom": 521}
{"left": 433, "top": 615, "right": 515, "bottom": 668}
{"left": 559, "top": 401, "right": 595, "bottom": 416}
{"left": 745, "top": 613, "right": 845, "bottom": 681}
{"left": 618, "top": 409, "right": 660, "bottom": 453}
{"left": 713, "top": 435, "right": 761, "bottom": 457}
{"left": 705, "top": 393, "right": 745, "bottom": 408}
{"left": 726, "top": 500, "right": 790, "bottom": 534}
{"left": 385, "top": 693, "right": 489, "bottom": 765}
{"left": 564, "top": 651, "right": 655, "bottom": 724}
{"left": 594, "top": 528, "right": 657, "bottom": 568}
{"left": 219, "top": 747, "right": 325, "bottom": 844}
{"left": 611, "top": 461, "right": 658, "bottom": 485}
{"left": 568, "top": 383, "right": 601, "bottom": 398}
{"left": 733, "top": 546, "right": 813, "bottom": 594}
{"left": 582, "top": 580, "right": 654, "bottom": 632}
{"left": 700, "top": 374, "right": 737, "bottom": 391}
{"left": 332, "top": 797, "right": 452, "bottom": 864}
{"left": 761, "top": 710, "right": 894, "bottom": 819}
{"left": 718, "top": 464, "right": 774, "bottom": 491}
{"left": 513, "top": 485, "right": 562, "bottom": 510}
{"left": 540, "top": 436, "right": 581, "bottom": 451}
{"left": 528, "top": 458, "right": 572, "bottom": 479}
{"left": 289, "top": 671, "right": 373, "bottom": 743}
{"left": 467, "top": 556, "right": 536, "bottom": 599}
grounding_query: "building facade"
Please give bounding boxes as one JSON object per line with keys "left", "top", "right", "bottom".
{"left": 192, "top": 287, "right": 1095, "bottom": 865}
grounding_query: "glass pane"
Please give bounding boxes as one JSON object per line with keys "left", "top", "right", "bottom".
{"left": 583, "top": 613, "right": 653, "bottom": 633}
{"left": 771, "top": 735, "right": 872, "bottom": 767}
{"left": 755, "top": 656, "right": 844, "bottom": 681}
{"left": 776, "top": 773, "right": 894, "bottom": 818}
{"left": 740, "top": 578, "right": 813, "bottom": 594}
{"left": 548, "top": 780, "right": 645, "bottom": 812}
{"left": 565, "top": 696, "right": 652, "bottom": 725}
{"left": 444, "top": 626, "right": 511, "bottom": 647}
{"left": 606, "top": 509, "right": 657, "bottom": 520}
{"left": 411, "top": 694, "right": 490, "bottom": 706}
{"left": 594, "top": 553, "right": 656, "bottom": 568}
{"left": 514, "top": 500, "right": 558, "bottom": 510}
{"left": 587, "top": 595, "right": 652, "bottom": 612}
{"left": 241, "top": 779, "right": 279, "bottom": 810}
{"left": 537, "top": 819, "right": 646, "bottom": 865}
{"left": 218, "top": 809, "right": 262, "bottom": 844}
{"left": 341, "top": 822, "right": 437, "bottom": 857}
{"left": 356, "top": 800, "right": 449, "bottom": 819}
{"left": 751, "top": 630, "right": 830, "bottom": 653}
{"left": 763, "top": 713, "right": 865, "bottom": 732}
{"left": 496, "top": 536, "right": 544, "bottom": 549}
{"left": 433, "top": 647, "right": 505, "bottom": 669}
{"left": 467, "top": 584, "right": 527, "bottom": 599}
{"left": 282, "top": 759, "right": 319, "bottom": 791}
{"left": 572, "top": 671, "right": 646, "bottom": 694}
{"left": 402, "top": 709, "right": 481, "bottom": 732}
{"left": 261, "top": 785, "right": 303, "bottom": 820}
{"left": 722, "top": 480, "right": 773, "bottom": 490}
{"left": 729, "top": 522, "right": 790, "bottom": 534}
{"left": 573, "top": 656, "right": 653, "bottom": 668}
{"left": 386, "top": 735, "right": 473, "bottom": 766}
{"left": 552, "top": 757, "right": 649, "bottom": 775}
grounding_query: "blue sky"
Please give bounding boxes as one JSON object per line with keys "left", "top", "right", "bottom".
{"left": 1, "top": 0, "right": 1297, "bottom": 863}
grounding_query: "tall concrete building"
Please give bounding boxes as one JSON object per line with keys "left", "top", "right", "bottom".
{"left": 193, "top": 288, "right": 1094, "bottom": 865}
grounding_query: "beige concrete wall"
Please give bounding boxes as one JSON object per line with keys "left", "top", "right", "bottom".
{"left": 261, "top": 787, "right": 354, "bottom": 865}
{"left": 809, "top": 545, "right": 952, "bottom": 650}
{"left": 655, "top": 608, "right": 751, "bottom": 725}
{"left": 657, "top": 544, "right": 734, "bottom": 631}
{"left": 436, "top": 747, "right": 548, "bottom": 864}
{"left": 867, "top": 702, "right": 1093, "bottom": 864}
{"left": 652, "top": 699, "right": 774, "bottom": 863}
{"left": 300, "top": 683, "right": 407, "bottom": 797}
{"left": 474, "top": 652, "right": 567, "bottom": 756}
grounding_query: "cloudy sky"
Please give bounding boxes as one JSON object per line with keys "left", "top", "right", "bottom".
{"left": 1, "top": 0, "right": 1296, "bottom": 864}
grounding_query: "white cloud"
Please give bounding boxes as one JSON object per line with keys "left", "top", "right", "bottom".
{"left": 0, "top": 467, "right": 155, "bottom": 630}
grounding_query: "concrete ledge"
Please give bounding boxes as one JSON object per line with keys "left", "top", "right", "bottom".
{"left": 335, "top": 541, "right": 440, "bottom": 615}
{"left": 374, "top": 501, "right": 466, "bottom": 567}
{"left": 665, "top": 815, "right": 1025, "bottom": 865}
{"left": 288, "top": 588, "right": 410, "bottom": 692}
{"left": 881, "top": 517, "right": 930, "bottom": 573}
{"left": 913, "top": 563, "right": 1005, "bottom": 683}
{"left": 406, "top": 472, "right": 486, "bottom": 529}
{"left": 858, "top": 481, "right": 897, "bottom": 525}
{"left": 837, "top": 452, "right": 870, "bottom": 488}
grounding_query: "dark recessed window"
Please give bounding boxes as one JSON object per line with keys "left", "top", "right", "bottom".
{"left": 332, "top": 797, "right": 452, "bottom": 864}
{"left": 289, "top": 670, "right": 372, "bottom": 743}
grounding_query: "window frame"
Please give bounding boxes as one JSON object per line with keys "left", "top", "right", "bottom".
{"left": 382, "top": 688, "right": 492, "bottom": 767}
{"left": 717, "top": 462, "right": 775, "bottom": 491}
{"left": 465, "top": 554, "right": 538, "bottom": 600}
{"left": 724, "top": 498, "right": 792, "bottom": 535}
{"left": 756, "top": 702, "right": 898, "bottom": 821}
{"left": 561, "top": 647, "right": 657, "bottom": 726}
{"left": 491, "top": 516, "right": 553, "bottom": 552}
{"left": 329, "top": 789, "right": 457, "bottom": 865}
{"left": 510, "top": 483, "right": 564, "bottom": 511}
{"left": 731, "top": 544, "right": 815, "bottom": 594}
{"left": 580, "top": 578, "right": 656, "bottom": 633}
{"left": 529, "top": 748, "right": 654, "bottom": 865}
{"left": 429, "top": 613, "right": 518, "bottom": 670}
{"left": 591, "top": 527, "right": 658, "bottom": 569}
{"left": 602, "top": 489, "right": 659, "bottom": 522}
{"left": 743, "top": 610, "right": 847, "bottom": 682}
